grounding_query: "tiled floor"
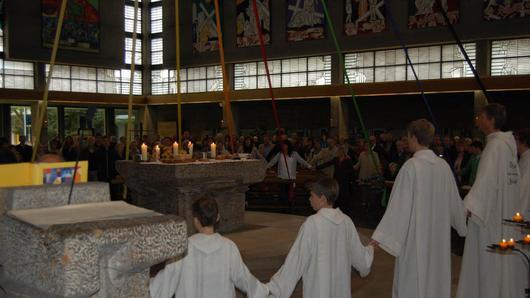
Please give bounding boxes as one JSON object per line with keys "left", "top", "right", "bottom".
{"left": 226, "top": 211, "right": 462, "bottom": 298}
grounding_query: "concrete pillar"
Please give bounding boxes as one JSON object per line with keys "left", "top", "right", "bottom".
{"left": 330, "top": 96, "right": 348, "bottom": 140}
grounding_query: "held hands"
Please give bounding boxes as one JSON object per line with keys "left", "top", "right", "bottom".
{"left": 369, "top": 239, "right": 379, "bottom": 248}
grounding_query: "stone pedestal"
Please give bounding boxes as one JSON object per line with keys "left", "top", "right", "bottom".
{"left": 116, "top": 159, "right": 267, "bottom": 233}
{"left": 0, "top": 183, "right": 187, "bottom": 298}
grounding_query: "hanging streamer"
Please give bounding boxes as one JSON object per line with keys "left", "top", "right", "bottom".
{"left": 213, "top": 0, "right": 236, "bottom": 153}
{"left": 384, "top": 0, "right": 439, "bottom": 129}
{"left": 175, "top": 0, "right": 182, "bottom": 147}
{"left": 31, "top": 0, "right": 69, "bottom": 162}
{"left": 122, "top": 0, "right": 140, "bottom": 200}
{"left": 435, "top": 0, "right": 491, "bottom": 104}
{"left": 319, "top": 0, "right": 387, "bottom": 204}
{"left": 251, "top": 0, "right": 294, "bottom": 191}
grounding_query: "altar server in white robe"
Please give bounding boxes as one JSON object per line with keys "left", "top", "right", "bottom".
{"left": 371, "top": 119, "right": 467, "bottom": 298}
{"left": 267, "top": 177, "right": 374, "bottom": 298}
{"left": 150, "top": 196, "right": 268, "bottom": 298}
{"left": 457, "top": 103, "right": 525, "bottom": 298}
{"left": 517, "top": 129, "right": 530, "bottom": 218}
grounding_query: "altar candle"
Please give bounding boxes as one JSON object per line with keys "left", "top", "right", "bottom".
{"left": 499, "top": 239, "right": 509, "bottom": 250}
{"left": 508, "top": 238, "right": 516, "bottom": 248}
{"left": 524, "top": 235, "right": 530, "bottom": 245}
{"left": 155, "top": 145, "right": 160, "bottom": 160}
{"left": 173, "top": 142, "right": 179, "bottom": 158}
{"left": 141, "top": 143, "right": 148, "bottom": 161}
{"left": 210, "top": 142, "right": 217, "bottom": 158}
{"left": 513, "top": 212, "right": 524, "bottom": 222}
{"left": 188, "top": 142, "right": 193, "bottom": 157}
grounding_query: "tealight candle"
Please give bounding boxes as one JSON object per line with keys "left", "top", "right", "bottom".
{"left": 508, "top": 238, "right": 516, "bottom": 248}
{"left": 524, "top": 235, "right": 530, "bottom": 245}
{"left": 173, "top": 142, "right": 179, "bottom": 158}
{"left": 499, "top": 239, "right": 509, "bottom": 250}
{"left": 513, "top": 212, "right": 524, "bottom": 222}
{"left": 155, "top": 145, "right": 160, "bottom": 161}
{"left": 210, "top": 142, "right": 217, "bottom": 159}
{"left": 141, "top": 143, "right": 148, "bottom": 161}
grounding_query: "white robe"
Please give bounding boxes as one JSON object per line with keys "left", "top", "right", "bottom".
{"left": 457, "top": 131, "right": 525, "bottom": 298}
{"left": 519, "top": 150, "right": 530, "bottom": 218}
{"left": 267, "top": 208, "right": 373, "bottom": 298}
{"left": 150, "top": 233, "right": 268, "bottom": 298}
{"left": 372, "top": 149, "right": 467, "bottom": 298}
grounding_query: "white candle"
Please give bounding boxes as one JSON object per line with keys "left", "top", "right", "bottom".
{"left": 141, "top": 143, "right": 148, "bottom": 161}
{"left": 173, "top": 142, "right": 179, "bottom": 158}
{"left": 155, "top": 145, "right": 160, "bottom": 161}
{"left": 210, "top": 142, "right": 217, "bottom": 158}
{"left": 188, "top": 141, "right": 193, "bottom": 157}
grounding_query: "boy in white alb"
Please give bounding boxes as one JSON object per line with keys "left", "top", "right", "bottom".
{"left": 150, "top": 196, "right": 268, "bottom": 298}
{"left": 267, "top": 177, "right": 374, "bottom": 298}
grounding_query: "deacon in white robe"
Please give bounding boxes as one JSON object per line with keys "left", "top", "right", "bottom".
{"left": 150, "top": 233, "right": 268, "bottom": 298}
{"left": 457, "top": 131, "right": 525, "bottom": 298}
{"left": 372, "top": 149, "right": 467, "bottom": 298}
{"left": 267, "top": 208, "right": 373, "bottom": 298}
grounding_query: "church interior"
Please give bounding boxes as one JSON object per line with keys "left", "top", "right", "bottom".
{"left": 0, "top": 0, "right": 529, "bottom": 297}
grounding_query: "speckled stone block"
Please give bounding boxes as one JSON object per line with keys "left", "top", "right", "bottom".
{"left": 0, "top": 183, "right": 188, "bottom": 298}
{"left": 116, "top": 160, "right": 267, "bottom": 233}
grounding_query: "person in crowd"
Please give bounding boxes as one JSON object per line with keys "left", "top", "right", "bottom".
{"left": 150, "top": 196, "right": 268, "bottom": 298}
{"left": 457, "top": 104, "right": 525, "bottom": 298}
{"left": 15, "top": 135, "right": 33, "bottom": 162}
{"left": 0, "top": 138, "right": 14, "bottom": 163}
{"left": 452, "top": 140, "right": 470, "bottom": 175}
{"left": 258, "top": 134, "right": 274, "bottom": 160}
{"left": 80, "top": 136, "right": 98, "bottom": 181}
{"left": 458, "top": 141, "right": 483, "bottom": 186}
{"left": 316, "top": 147, "right": 354, "bottom": 214}
{"left": 267, "top": 140, "right": 312, "bottom": 203}
{"left": 372, "top": 119, "right": 467, "bottom": 298}
{"left": 354, "top": 142, "right": 381, "bottom": 182}
{"left": 61, "top": 136, "right": 78, "bottom": 161}
{"left": 267, "top": 177, "right": 374, "bottom": 298}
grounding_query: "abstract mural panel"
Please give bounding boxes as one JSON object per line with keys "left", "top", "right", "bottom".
{"left": 286, "top": 0, "right": 325, "bottom": 42}
{"left": 42, "top": 0, "right": 100, "bottom": 52}
{"left": 344, "top": 0, "right": 386, "bottom": 36}
{"left": 236, "top": 0, "right": 270, "bottom": 48}
{"left": 192, "top": 0, "right": 219, "bottom": 53}
{"left": 408, "top": 0, "right": 459, "bottom": 29}
{"left": 484, "top": 0, "right": 530, "bottom": 20}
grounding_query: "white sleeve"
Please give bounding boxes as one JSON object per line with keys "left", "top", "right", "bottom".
{"left": 267, "top": 153, "right": 280, "bottom": 168}
{"left": 149, "top": 261, "right": 183, "bottom": 298}
{"left": 267, "top": 220, "right": 313, "bottom": 298}
{"left": 371, "top": 163, "right": 415, "bottom": 257}
{"left": 448, "top": 172, "right": 467, "bottom": 237}
{"left": 349, "top": 221, "right": 374, "bottom": 277}
{"left": 294, "top": 152, "right": 311, "bottom": 169}
{"left": 229, "top": 242, "right": 269, "bottom": 298}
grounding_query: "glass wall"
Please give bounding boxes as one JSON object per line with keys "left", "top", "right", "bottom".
{"left": 115, "top": 108, "right": 141, "bottom": 139}
{"left": 10, "top": 106, "right": 32, "bottom": 144}
{"left": 64, "top": 107, "right": 106, "bottom": 137}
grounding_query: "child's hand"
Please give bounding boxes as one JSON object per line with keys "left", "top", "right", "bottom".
{"left": 369, "top": 239, "right": 379, "bottom": 248}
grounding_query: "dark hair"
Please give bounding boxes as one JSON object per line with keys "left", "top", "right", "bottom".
{"left": 470, "top": 140, "right": 483, "bottom": 151}
{"left": 282, "top": 140, "right": 294, "bottom": 156}
{"left": 308, "top": 177, "right": 339, "bottom": 204}
{"left": 481, "top": 103, "right": 506, "bottom": 130}
{"left": 516, "top": 129, "right": 530, "bottom": 147}
{"left": 407, "top": 119, "right": 435, "bottom": 146}
{"left": 192, "top": 196, "right": 219, "bottom": 227}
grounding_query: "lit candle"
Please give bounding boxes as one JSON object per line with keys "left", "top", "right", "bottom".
{"left": 210, "top": 142, "right": 217, "bottom": 159}
{"left": 499, "top": 239, "right": 509, "bottom": 250}
{"left": 524, "top": 235, "right": 530, "bottom": 245}
{"left": 155, "top": 145, "right": 160, "bottom": 161}
{"left": 508, "top": 238, "right": 516, "bottom": 248}
{"left": 188, "top": 141, "right": 194, "bottom": 157}
{"left": 173, "top": 142, "right": 179, "bottom": 158}
{"left": 141, "top": 143, "right": 148, "bottom": 161}
{"left": 513, "top": 212, "right": 524, "bottom": 222}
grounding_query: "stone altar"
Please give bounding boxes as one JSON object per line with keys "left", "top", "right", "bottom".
{"left": 116, "top": 159, "right": 267, "bottom": 233}
{"left": 0, "top": 182, "right": 187, "bottom": 298}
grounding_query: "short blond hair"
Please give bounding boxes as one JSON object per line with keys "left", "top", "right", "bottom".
{"left": 407, "top": 119, "right": 435, "bottom": 146}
